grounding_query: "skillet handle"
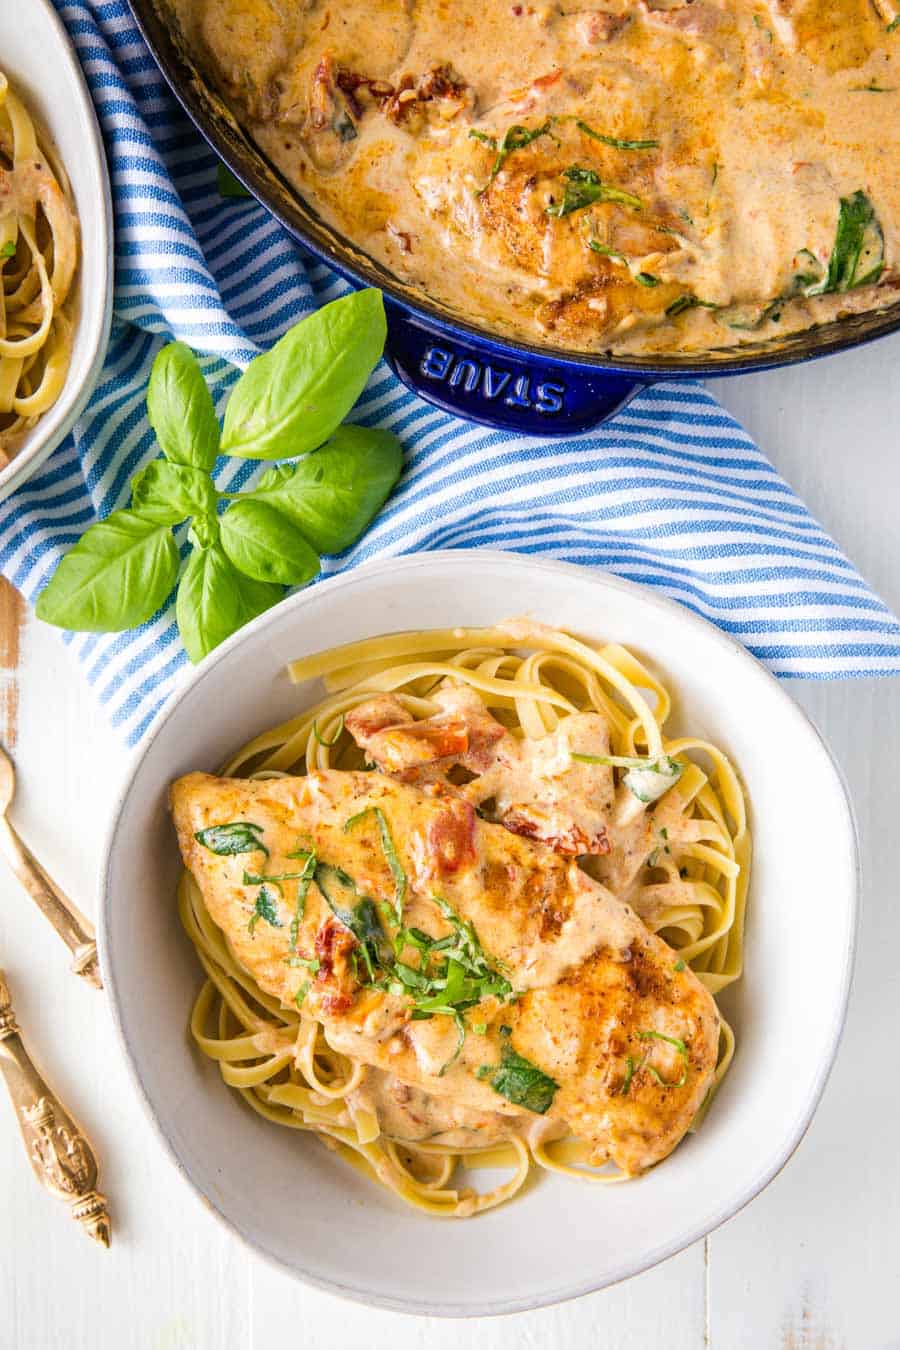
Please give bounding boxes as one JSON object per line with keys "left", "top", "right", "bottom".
{"left": 383, "top": 301, "right": 649, "bottom": 435}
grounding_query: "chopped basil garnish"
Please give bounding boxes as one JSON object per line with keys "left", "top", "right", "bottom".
{"left": 624, "top": 759, "right": 683, "bottom": 803}
{"left": 286, "top": 955, "right": 320, "bottom": 972}
{"left": 674, "top": 959, "right": 686, "bottom": 972}
{"left": 621, "top": 1030, "right": 689, "bottom": 1092}
{"left": 487, "top": 1040, "right": 558, "bottom": 1114}
{"left": 469, "top": 120, "right": 557, "bottom": 193}
{"left": 888, "top": 15, "right": 900, "bottom": 31}
{"left": 312, "top": 713, "right": 344, "bottom": 747}
{"left": 637, "top": 1029, "right": 689, "bottom": 1088}
{"left": 571, "top": 751, "right": 684, "bottom": 803}
{"left": 195, "top": 821, "right": 268, "bottom": 857}
{"left": 587, "top": 240, "right": 662, "bottom": 288}
{"left": 666, "top": 294, "right": 718, "bottom": 318}
{"left": 344, "top": 806, "right": 407, "bottom": 924}
{"left": 0, "top": 241, "right": 16, "bottom": 259}
{"left": 575, "top": 119, "right": 658, "bottom": 151}
{"left": 248, "top": 884, "right": 281, "bottom": 935}
{"left": 587, "top": 241, "right": 627, "bottom": 265}
{"left": 242, "top": 854, "right": 317, "bottom": 949}
{"left": 288, "top": 850, "right": 317, "bottom": 950}
{"left": 547, "top": 166, "right": 642, "bottom": 217}
{"left": 295, "top": 980, "right": 311, "bottom": 1009}
{"left": 314, "top": 863, "right": 391, "bottom": 980}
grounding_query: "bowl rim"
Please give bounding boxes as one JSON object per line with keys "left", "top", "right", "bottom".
{"left": 97, "top": 550, "right": 860, "bottom": 1316}
{"left": 0, "top": 0, "right": 114, "bottom": 502}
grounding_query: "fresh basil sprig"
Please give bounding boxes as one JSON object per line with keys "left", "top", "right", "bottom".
{"left": 35, "top": 290, "right": 403, "bottom": 663}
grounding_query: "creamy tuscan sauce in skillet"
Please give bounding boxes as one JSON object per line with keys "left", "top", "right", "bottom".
{"left": 172, "top": 0, "right": 899, "bottom": 353}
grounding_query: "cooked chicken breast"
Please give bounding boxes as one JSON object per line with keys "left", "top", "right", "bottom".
{"left": 346, "top": 686, "right": 616, "bottom": 854}
{"left": 171, "top": 767, "right": 720, "bottom": 1174}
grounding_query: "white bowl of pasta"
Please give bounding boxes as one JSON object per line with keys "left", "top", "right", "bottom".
{"left": 0, "top": 0, "right": 113, "bottom": 500}
{"left": 100, "top": 551, "right": 858, "bottom": 1315}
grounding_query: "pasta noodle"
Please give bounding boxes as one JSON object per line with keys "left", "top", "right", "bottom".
{"left": 181, "top": 622, "right": 750, "bottom": 1214}
{"left": 0, "top": 71, "right": 79, "bottom": 465}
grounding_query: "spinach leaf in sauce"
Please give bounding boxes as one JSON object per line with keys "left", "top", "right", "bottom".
{"left": 805, "top": 190, "right": 884, "bottom": 294}
{"left": 718, "top": 193, "right": 884, "bottom": 332}
{"left": 547, "top": 166, "right": 643, "bottom": 217}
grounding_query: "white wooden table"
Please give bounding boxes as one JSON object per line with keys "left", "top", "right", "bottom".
{"left": 2, "top": 333, "right": 899, "bottom": 1349}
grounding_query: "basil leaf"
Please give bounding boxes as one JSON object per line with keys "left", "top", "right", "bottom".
{"left": 246, "top": 424, "right": 403, "bottom": 554}
{"left": 131, "top": 460, "right": 218, "bottom": 524}
{"left": 220, "top": 290, "right": 387, "bottom": 460}
{"left": 489, "top": 1043, "right": 558, "bottom": 1114}
{"left": 195, "top": 821, "right": 268, "bottom": 856}
{"left": 35, "top": 510, "right": 180, "bottom": 632}
{"left": 220, "top": 499, "right": 321, "bottom": 586}
{"left": 175, "top": 540, "right": 282, "bottom": 663}
{"left": 146, "top": 342, "right": 220, "bottom": 471}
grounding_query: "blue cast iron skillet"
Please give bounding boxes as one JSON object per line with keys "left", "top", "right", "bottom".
{"left": 128, "top": 0, "right": 900, "bottom": 437}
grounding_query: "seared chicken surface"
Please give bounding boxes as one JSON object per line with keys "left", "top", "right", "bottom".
{"left": 171, "top": 765, "right": 720, "bottom": 1174}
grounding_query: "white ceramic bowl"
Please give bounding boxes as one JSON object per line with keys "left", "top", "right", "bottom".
{"left": 0, "top": 0, "right": 113, "bottom": 502}
{"left": 100, "top": 552, "right": 858, "bottom": 1316}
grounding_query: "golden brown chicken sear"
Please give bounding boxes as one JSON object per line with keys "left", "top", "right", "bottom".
{"left": 171, "top": 767, "right": 720, "bottom": 1175}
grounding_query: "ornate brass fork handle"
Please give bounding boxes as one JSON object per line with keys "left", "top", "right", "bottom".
{"left": 0, "top": 747, "right": 101, "bottom": 990}
{"left": 0, "top": 970, "right": 111, "bottom": 1246}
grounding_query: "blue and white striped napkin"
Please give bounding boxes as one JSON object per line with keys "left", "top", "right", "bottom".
{"left": 1, "top": 0, "right": 899, "bottom": 746}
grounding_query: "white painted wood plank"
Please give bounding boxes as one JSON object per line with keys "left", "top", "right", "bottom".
{"left": 706, "top": 331, "right": 900, "bottom": 1349}
{"left": 247, "top": 1241, "right": 707, "bottom": 1350}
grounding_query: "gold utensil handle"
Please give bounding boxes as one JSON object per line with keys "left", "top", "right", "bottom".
{"left": 0, "top": 970, "right": 111, "bottom": 1247}
{"left": 0, "top": 818, "right": 101, "bottom": 989}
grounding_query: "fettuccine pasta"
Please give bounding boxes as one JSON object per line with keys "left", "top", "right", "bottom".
{"left": 0, "top": 71, "right": 79, "bottom": 465}
{"left": 179, "top": 620, "right": 750, "bottom": 1215}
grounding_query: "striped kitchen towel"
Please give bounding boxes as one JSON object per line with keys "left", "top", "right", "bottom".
{"left": 1, "top": 0, "right": 899, "bottom": 747}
